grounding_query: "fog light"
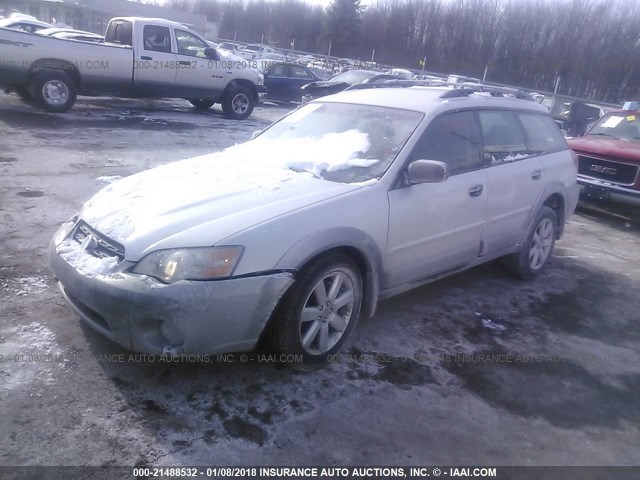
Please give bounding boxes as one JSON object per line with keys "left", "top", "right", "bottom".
{"left": 160, "top": 321, "right": 184, "bottom": 346}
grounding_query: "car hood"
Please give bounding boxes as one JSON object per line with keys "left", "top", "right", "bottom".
{"left": 78, "top": 134, "right": 374, "bottom": 261}
{"left": 568, "top": 135, "right": 640, "bottom": 163}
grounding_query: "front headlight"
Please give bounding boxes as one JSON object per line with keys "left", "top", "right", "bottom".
{"left": 132, "top": 246, "right": 243, "bottom": 284}
{"left": 257, "top": 73, "right": 264, "bottom": 85}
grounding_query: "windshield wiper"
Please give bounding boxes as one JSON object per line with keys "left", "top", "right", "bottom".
{"left": 588, "top": 132, "right": 615, "bottom": 137}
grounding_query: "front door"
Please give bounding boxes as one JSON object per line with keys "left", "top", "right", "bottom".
{"left": 385, "top": 110, "right": 488, "bottom": 288}
{"left": 174, "top": 29, "right": 226, "bottom": 99}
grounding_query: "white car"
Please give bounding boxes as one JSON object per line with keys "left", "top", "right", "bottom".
{"left": 50, "top": 84, "right": 579, "bottom": 370}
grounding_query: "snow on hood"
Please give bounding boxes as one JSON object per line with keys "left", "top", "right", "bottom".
{"left": 80, "top": 130, "right": 376, "bottom": 245}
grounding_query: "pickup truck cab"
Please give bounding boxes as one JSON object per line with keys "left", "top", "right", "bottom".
{"left": 0, "top": 17, "right": 265, "bottom": 118}
{"left": 567, "top": 106, "right": 640, "bottom": 206}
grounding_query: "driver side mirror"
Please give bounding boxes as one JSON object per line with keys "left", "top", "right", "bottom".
{"left": 406, "top": 160, "right": 449, "bottom": 184}
{"left": 204, "top": 47, "right": 219, "bottom": 60}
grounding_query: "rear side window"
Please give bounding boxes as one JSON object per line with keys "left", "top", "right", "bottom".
{"left": 268, "top": 64, "right": 288, "bottom": 77}
{"left": 478, "top": 110, "right": 528, "bottom": 165}
{"left": 106, "top": 21, "right": 132, "bottom": 46}
{"left": 412, "top": 111, "right": 482, "bottom": 175}
{"left": 143, "top": 25, "right": 171, "bottom": 53}
{"left": 517, "top": 112, "right": 567, "bottom": 154}
{"left": 290, "top": 66, "right": 313, "bottom": 79}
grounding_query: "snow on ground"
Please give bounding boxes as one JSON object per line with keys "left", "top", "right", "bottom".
{"left": 1, "top": 276, "right": 49, "bottom": 297}
{"left": 0, "top": 322, "right": 64, "bottom": 393}
{"left": 95, "top": 175, "right": 122, "bottom": 184}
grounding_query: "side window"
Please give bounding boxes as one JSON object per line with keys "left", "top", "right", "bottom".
{"left": 517, "top": 112, "right": 567, "bottom": 155}
{"left": 290, "top": 66, "right": 312, "bottom": 79}
{"left": 143, "top": 25, "right": 171, "bottom": 53}
{"left": 175, "top": 29, "right": 208, "bottom": 58}
{"left": 478, "top": 110, "right": 528, "bottom": 165}
{"left": 108, "top": 21, "right": 133, "bottom": 46}
{"left": 268, "top": 64, "right": 288, "bottom": 77}
{"left": 411, "top": 111, "right": 482, "bottom": 175}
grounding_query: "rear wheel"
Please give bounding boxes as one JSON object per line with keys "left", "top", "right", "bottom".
{"left": 221, "top": 85, "right": 255, "bottom": 120}
{"left": 504, "top": 206, "right": 557, "bottom": 280}
{"left": 273, "top": 253, "right": 363, "bottom": 371}
{"left": 30, "top": 70, "right": 77, "bottom": 113}
{"left": 189, "top": 99, "right": 215, "bottom": 110}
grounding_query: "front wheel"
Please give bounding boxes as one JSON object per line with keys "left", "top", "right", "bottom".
{"left": 273, "top": 253, "right": 363, "bottom": 371}
{"left": 30, "top": 70, "right": 77, "bottom": 113}
{"left": 189, "top": 99, "right": 215, "bottom": 110}
{"left": 504, "top": 206, "right": 557, "bottom": 280}
{"left": 221, "top": 85, "right": 255, "bottom": 120}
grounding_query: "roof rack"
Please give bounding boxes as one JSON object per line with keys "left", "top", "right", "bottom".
{"left": 440, "top": 82, "right": 534, "bottom": 101}
{"left": 346, "top": 79, "right": 535, "bottom": 101}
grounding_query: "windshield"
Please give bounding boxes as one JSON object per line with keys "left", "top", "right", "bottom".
{"left": 257, "top": 102, "right": 423, "bottom": 183}
{"left": 588, "top": 113, "right": 640, "bottom": 141}
{"left": 329, "top": 70, "right": 377, "bottom": 85}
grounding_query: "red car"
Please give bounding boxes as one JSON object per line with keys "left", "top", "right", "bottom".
{"left": 567, "top": 106, "right": 640, "bottom": 206}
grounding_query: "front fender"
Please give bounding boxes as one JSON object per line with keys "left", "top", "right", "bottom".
{"left": 275, "top": 227, "right": 383, "bottom": 318}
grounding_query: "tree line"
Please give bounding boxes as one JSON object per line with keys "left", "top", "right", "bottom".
{"left": 158, "top": 0, "right": 640, "bottom": 103}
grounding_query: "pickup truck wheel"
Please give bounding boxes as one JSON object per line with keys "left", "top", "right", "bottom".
{"left": 273, "top": 253, "right": 363, "bottom": 372}
{"left": 221, "top": 85, "right": 254, "bottom": 120}
{"left": 504, "top": 206, "right": 557, "bottom": 280}
{"left": 30, "top": 71, "right": 77, "bottom": 113}
{"left": 189, "top": 99, "right": 215, "bottom": 110}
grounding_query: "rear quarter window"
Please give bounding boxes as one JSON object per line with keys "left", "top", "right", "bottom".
{"left": 517, "top": 112, "right": 567, "bottom": 155}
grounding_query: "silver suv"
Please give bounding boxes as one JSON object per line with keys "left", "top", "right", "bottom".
{"left": 50, "top": 84, "right": 579, "bottom": 370}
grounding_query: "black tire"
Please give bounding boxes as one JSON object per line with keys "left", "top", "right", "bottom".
{"left": 189, "top": 99, "right": 215, "bottom": 110}
{"left": 273, "top": 253, "right": 363, "bottom": 371}
{"left": 221, "top": 84, "right": 255, "bottom": 120}
{"left": 504, "top": 206, "right": 557, "bottom": 280}
{"left": 30, "top": 70, "right": 77, "bottom": 113}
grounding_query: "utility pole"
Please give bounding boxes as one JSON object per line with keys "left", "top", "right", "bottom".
{"left": 421, "top": 56, "right": 427, "bottom": 71}
{"left": 371, "top": 49, "right": 375, "bottom": 66}
{"left": 482, "top": 65, "right": 488, "bottom": 83}
{"left": 327, "top": 42, "right": 331, "bottom": 63}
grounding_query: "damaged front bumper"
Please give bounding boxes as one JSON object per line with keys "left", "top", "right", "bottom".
{"left": 49, "top": 240, "right": 294, "bottom": 356}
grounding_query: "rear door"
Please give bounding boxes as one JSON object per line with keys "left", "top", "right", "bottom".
{"left": 479, "top": 110, "right": 545, "bottom": 253}
{"left": 386, "top": 110, "right": 488, "bottom": 288}
{"left": 133, "top": 24, "right": 177, "bottom": 96}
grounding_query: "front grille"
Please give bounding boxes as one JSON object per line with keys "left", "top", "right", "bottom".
{"left": 578, "top": 156, "right": 639, "bottom": 186}
{"left": 71, "top": 220, "right": 125, "bottom": 261}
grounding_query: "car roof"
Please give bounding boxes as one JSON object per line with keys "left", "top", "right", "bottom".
{"left": 318, "top": 86, "right": 550, "bottom": 115}
{"left": 111, "top": 17, "right": 188, "bottom": 30}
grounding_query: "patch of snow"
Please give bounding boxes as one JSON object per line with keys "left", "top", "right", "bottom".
{"left": 56, "top": 239, "right": 119, "bottom": 278}
{"left": 481, "top": 317, "right": 507, "bottom": 333}
{"left": 95, "top": 175, "right": 122, "bottom": 184}
{"left": 0, "top": 322, "right": 63, "bottom": 392}
{"left": 1, "top": 276, "right": 49, "bottom": 297}
{"left": 80, "top": 131, "right": 377, "bottom": 243}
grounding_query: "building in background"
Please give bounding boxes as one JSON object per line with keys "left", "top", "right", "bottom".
{"left": 0, "top": 0, "right": 219, "bottom": 39}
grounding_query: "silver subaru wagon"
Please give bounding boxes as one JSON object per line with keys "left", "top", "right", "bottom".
{"left": 50, "top": 85, "right": 579, "bottom": 370}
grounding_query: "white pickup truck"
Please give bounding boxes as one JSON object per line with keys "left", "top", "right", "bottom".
{"left": 0, "top": 17, "right": 265, "bottom": 118}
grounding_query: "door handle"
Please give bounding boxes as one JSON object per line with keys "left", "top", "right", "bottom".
{"left": 141, "top": 56, "right": 152, "bottom": 60}
{"left": 468, "top": 184, "right": 484, "bottom": 197}
{"left": 531, "top": 169, "right": 542, "bottom": 180}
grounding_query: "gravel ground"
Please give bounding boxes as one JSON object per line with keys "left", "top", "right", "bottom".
{"left": 1, "top": 92, "right": 640, "bottom": 468}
